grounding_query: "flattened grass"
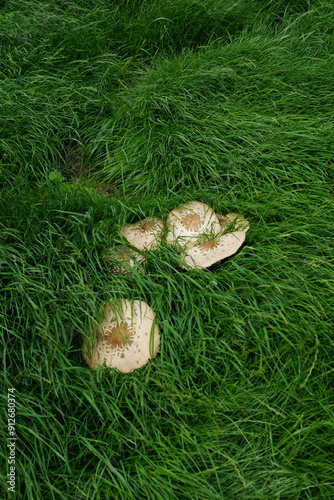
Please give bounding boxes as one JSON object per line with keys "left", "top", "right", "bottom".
{"left": 1, "top": 1, "right": 334, "bottom": 499}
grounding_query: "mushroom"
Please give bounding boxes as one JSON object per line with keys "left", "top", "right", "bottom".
{"left": 83, "top": 299, "right": 160, "bottom": 373}
{"left": 103, "top": 246, "right": 146, "bottom": 274}
{"left": 120, "top": 217, "right": 164, "bottom": 251}
{"left": 166, "top": 201, "right": 221, "bottom": 249}
{"left": 180, "top": 230, "right": 246, "bottom": 269}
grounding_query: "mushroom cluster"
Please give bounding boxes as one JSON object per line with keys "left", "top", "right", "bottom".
{"left": 106, "top": 200, "right": 249, "bottom": 272}
{"left": 84, "top": 201, "right": 249, "bottom": 373}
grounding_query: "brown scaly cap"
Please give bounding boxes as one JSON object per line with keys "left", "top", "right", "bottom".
{"left": 180, "top": 230, "right": 246, "bottom": 269}
{"left": 83, "top": 299, "right": 160, "bottom": 373}
{"left": 166, "top": 201, "right": 221, "bottom": 249}
{"left": 120, "top": 217, "right": 164, "bottom": 251}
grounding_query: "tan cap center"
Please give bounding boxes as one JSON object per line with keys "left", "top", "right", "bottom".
{"left": 198, "top": 240, "right": 218, "bottom": 252}
{"left": 136, "top": 221, "right": 154, "bottom": 233}
{"left": 104, "top": 322, "right": 134, "bottom": 348}
{"left": 181, "top": 214, "right": 201, "bottom": 230}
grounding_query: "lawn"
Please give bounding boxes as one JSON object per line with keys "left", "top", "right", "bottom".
{"left": 1, "top": 1, "right": 334, "bottom": 499}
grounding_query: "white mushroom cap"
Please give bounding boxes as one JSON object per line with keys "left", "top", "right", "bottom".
{"left": 180, "top": 230, "right": 246, "bottom": 269}
{"left": 217, "top": 213, "right": 250, "bottom": 233}
{"left": 166, "top": 201, "right": 221, "bottom": 249}
{"left": 83, "top": 299, "right": 160, "bottom": 373}
{"left": 104, "top": 246, "right": 146, "bottom": 274}
{"left": 120, "top": 217, "right": 164, "bottom": 251}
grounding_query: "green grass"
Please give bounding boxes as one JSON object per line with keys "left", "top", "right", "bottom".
{"left": 1, "top": 1, "right": 334, "bottom": 499}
